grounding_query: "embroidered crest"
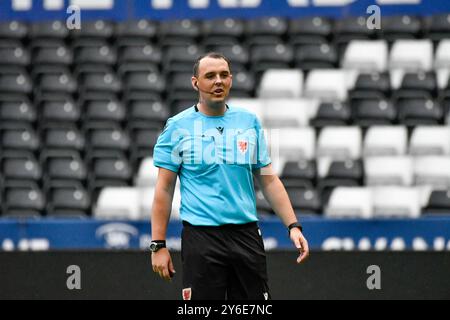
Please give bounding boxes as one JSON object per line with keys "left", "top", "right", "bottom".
{"left": 182, "top": 288, "right": 192, "bottom": 300}
{"left": 238, "top": 140, "right": 248, "bottom": 154}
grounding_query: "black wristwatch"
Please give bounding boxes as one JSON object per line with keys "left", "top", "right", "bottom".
{"left": 149, "top": 240, "right": 166, "bottom": 253}
{"left": 287, "top": 222, "right": 303, "bottom": 235}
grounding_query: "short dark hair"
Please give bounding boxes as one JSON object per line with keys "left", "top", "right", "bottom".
{"left": 193, "top": 52, "right": 232, "bottom": 77}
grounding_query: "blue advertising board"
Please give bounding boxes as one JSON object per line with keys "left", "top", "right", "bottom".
{"left": 0, "top": 0, "right": 449, "bottom": 21}
{"left": 1, "top": 217, "right": 450, "bottom": 251}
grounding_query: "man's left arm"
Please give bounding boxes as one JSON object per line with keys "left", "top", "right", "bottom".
{"left": 254, "top": 164, "right": 309, "bottom": 263}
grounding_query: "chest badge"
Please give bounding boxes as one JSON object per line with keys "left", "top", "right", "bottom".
{"left": 238, "top": 140, "right": 248, "bottom": 154}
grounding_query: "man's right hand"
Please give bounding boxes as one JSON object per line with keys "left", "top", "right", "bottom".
{"left": 151, "top": 248, "right": 176, "bottom": 281}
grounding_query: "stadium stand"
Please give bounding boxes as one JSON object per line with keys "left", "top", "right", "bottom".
{"left": 0, "top": 14, "right": 450, "bottom": 221}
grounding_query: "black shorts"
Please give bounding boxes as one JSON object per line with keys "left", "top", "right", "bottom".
{"left": 181, "top": 221, "right": 270, "bottom": 300}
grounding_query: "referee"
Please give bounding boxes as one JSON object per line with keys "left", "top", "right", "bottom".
{"left": 150, "top": 52, "right": 309, "bottom": 300}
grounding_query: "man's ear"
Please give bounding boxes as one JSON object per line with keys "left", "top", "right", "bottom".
{"left": 191, "top": 77, "right": 199, "bottom": 91}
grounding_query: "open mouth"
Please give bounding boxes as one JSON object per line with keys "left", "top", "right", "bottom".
{"left": 213, "top": 89, "right": 224, "bottom": 94}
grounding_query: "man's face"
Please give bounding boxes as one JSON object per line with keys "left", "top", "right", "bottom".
{"left": 192, "top": 57, "right": 233, "bottom": 104}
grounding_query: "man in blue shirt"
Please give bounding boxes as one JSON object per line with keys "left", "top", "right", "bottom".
{"left": 150, "top": 52, "right": 309, "bottom": 300}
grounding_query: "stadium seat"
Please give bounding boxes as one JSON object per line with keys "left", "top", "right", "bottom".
{"left": 309, "top": 101, "right": 351, "bottom": 128}
{"left": 118, "top": 44, "right": 162, "bottom": 65}
{"left": 325, "top": 187, "right": 373, "bottom": 219}
{"left": 83, "top": 97, "right": 126, "bottom": 122}
{"left": 71, "top": 20, "right": 115, "bottom": 39}
{"left": 29, "top": 20, "right": 68, "bottom": 39}
{"left": 334, "top": 17, "right": 375, "bottom": 54}
{"left": 372, "top": 187, "right": 421, "bottom": 218}
{"left": 202, "top": 18, "right": 245, "bottom": 39}
{"left": 42, "top": 150, "right": 87, "bottom": 183}
{"left": 127, "top": 97, "right": 169, "bottom": 124}
{"left": 294, "top": 43, "right": 338, "bottom": 71}
{"left": 1, "top": 123, "right": 40, "bottom": 152}
{"left": 163, "top": 45, "right": 203, "bottom": 73}
{"left": 250, "top": 44, "right": 294, "bottom": 76}
{"left": 46, "top": 181, "right": 90, "bottom": 218}
{"left": 33, "top": 44, "right": 73, "bottom": 66}
{"left": 365, "top": 156, "right": 413, "bottom": 186}
{"left": 0, "top": 95, "right": 36, "bottom": 123}
{"left": 123, "top": 70, "right": 165, "bottom": 94}
{"left": 426, "top": 14, "right": 450, "bottom": 41}
{"left": 227, "top": 98, "right": 264, "bottom": 120}
{"left": 3, "top": 181, "right": 45, "bottom": 217}
{"left": 394, "top": 71, "right": 438, "bottom": 99}
{"left": 342, "top": 40, "right": 388, "bottom": 72}
{"left": 89, "top": 151, "right": 133, "bottom": 183}
{"left": 135, "top": 157, "right": 159, "bottom": 188}
{"left": 389, "top": 40, "right": 433, "bottom": 71}
{"left": 351, "top": 97, "right": 396, "bottom": 126}
{"left": 435, "top": 40, "right": 450, "bottom": 69}
{"left": 262, "top": 99, "right": 310, "bottom": 128}
{"left": 304, "top": 69, "right": 349, "bottom": 101}
{"left": 42, "top": 125, "right": 85, "bottom": 151}
{"left": 363, "top": 126, "right": 408, "bottom": 156}
{"left": 0, "top": 21, "right": 28, "bottom": 39}
{"left": 0, "top": 67, "right": 33, "bottom": 94}
{"left": 423, "top": 189, "right": 450, "bottom": 215}
{"left": 409, "top": 126, "right": 450, "bottom": 156}
{"left": 349, "top": 72, "right": 391, "bottom": 100}
{"left": 229, "top": 70, "right": 255, "bottom": 97}
{"left": 288, "top": 17, "right": 333, "bottom": 46}
{"left": 36, "top": 68, "right": 77, "bottom": 95}
{"left": 1, "top": 151, "right": 42, "bottom": 182}
{"left": 39, "top": 94, "right": 80, "bottom": 123}
{"left": 94, "top": 187, "right": 140, "bottom": 220}
{"left": 128, "top": 123, "right": 161, "bottom": 158}
{"left": 0, "top": 45, "right": 30, "bottom": 67}
{"left": 78, "top": 70, "right": 122, "bottom": 94}
{"left": 286, "top": 187, "right": 321, "bottom": 215}
{"left": 115, "top": 20, "right": 158, "bottom": 40}
{"left": 414, "top": 156, "right": 450, "bottom": 188}
{"left": 280, "top": 160, "right": 317, "bottom": 188}
{"left": 159, "top": 19, "right": 201, "bottom": 41}
{"left": 381, "top": 15, "right": 423, "bottom": 41}
{"left": 397, "top": 98, "right": 443, "bottom": 126}
{"left": 258, "top": 69, "right": 303, "bottom": 99}
{"left": 271, "top": 128, "right": 316, "bottom": 161}
{"left": 85, "top": 123, "right": 131, "bottom": 152}
{"left": 317, "top": 127, "right": 362, "bottom": 160}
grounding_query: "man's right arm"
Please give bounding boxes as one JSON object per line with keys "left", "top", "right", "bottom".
{"left": 151, "top": 167, "right": 178, "bottom": 281}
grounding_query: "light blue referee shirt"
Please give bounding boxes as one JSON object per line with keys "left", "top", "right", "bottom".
{"left": 153, "top": 105, "right": 271, "bottom": 226}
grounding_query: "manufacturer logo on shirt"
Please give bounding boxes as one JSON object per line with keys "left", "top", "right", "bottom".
{"left": 238, "top": 140, "right": 248, "bottom": 154}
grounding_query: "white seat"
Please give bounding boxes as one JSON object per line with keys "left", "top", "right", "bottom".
{"left": 304, "top": 69, "right": 348, "bottom": 101}
{"left": 325, "top": 187, "right": 373, "bottom": 219}
{"left": 135, "top": 157, "right": 159, "bottom": 188}
{"left": 94, "top": 187, "right": 141, "bottom": 220}
{"left": 342, "top": 40, "right": 388, "bottom": 72}
{"left": 409, "top": 126, "right": 450, "bottom": 156}
{"left": 317, "top": 126, "right": 362, "bottom": 160}
{"left": 269, "top": 128, "right": 315, "bottom": 161}
{"left": 258, "top": 69, "right": 303, "bottom": 99}
{"left": 414, "top": 156, "right": 450, "bottom": 189}
{"left": 364, "top": 126, "right": 408, "bottom": 156}
{"left": 435, "top": 40, "right": 450, "bottom": 69}
{"left": 372, "top": 187, "right": 421, "bottom": 218}
{"left": 262, "top": 99, "right": 310, "bottom": 128}
{"left": 227, "top": 98, "right": 264, "bottom": 122}
{"left": 139, "top": 183, "right": 181, "bottom": 220}
{"left": 389, "top": 40, "right": 433, "bottom": 71}
{"left": 365, "top": 156, "right": 413, "bottom": 186}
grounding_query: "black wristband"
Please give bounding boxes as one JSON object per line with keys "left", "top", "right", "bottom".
{"left": 287, "top": 222, "right": 303, "bottom": 235}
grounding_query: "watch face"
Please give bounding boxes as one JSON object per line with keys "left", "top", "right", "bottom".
{"left": 150, "top": 243, "right": 158, "bottom": 252}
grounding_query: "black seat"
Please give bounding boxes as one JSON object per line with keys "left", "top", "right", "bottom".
{"left": 124, "top": 70, "right": 165, "bottom": 95}
{"left": 85, "top": 123, "right": 130, "bottom": 152}
{"left": 79, "top": 70, "right": 122, "bottom": 94}
{"left": 0, "top": 21, "right": 28, "bottom": 39}
{"left": 83, "top": 96, "right": 126, "bottom": 122}
{"left": 42, "top": 124, "right": 85, "bottom": 151}
{"left": 0, "top": 94, "right": 36, "bottom": 123}
{"left": 397, "top": 98, "right": 443, "bottom": 126}
{"left": 41, "top": 150, "right": 87, "bottom": 183}
{"left": 118, "top": 44, "right": 162, "bottom": 65}
{"left": 294, "top": 43, "right": 338, "bottom": 71}
{"left": 334, "top": 17, "right": 375, "bottom": 54}
{"left": 206, "top": 44, "right": 249, "bottom": 71}
{"left": 394, "top": 71, "right": 438, "bottom": 100}
{"left": 1, "top": 123, "right": 40, "bottom": 151}
{"left": 250, "top": 44, "right": 293, "bottom": 76}
{"left": 127, "top": 96, "right": 169, "bottom": 124}
{"left": 163, "top": 45, "right": 204, "bottom": 73}
{"left": 39, "top": 94, "right": 80, "bottom": 123}
{"left": 310, "top": 102, "right": 351, "bottom": 128}
{"left": 0, "top": 45, "right": 30, "bottom": 67}
{"left": 281, "top": 160, "right": 317, "bottom": 188}
{"left": 3, "top": 181, "right": 45, "bottom": 216}
{"left": 74, "top": 44, "right": 117, "bottom": 66}
{"left": 202, "top": 18, "right": 244, "bottom": 38}
{"left": 286, "top": 187, "right": 321, "bottom": 215}
{"left": 36, "top": 68, "right": 77, "bottom": 95}
{"left": 158, "top": 20, "right": 201, "bottom": 49}
{"left": 128, "top": 123, "right": 161, "bottom": 158}
{"left": 32, "top": 44, "right": 73, "bottom": 66}
{"left": 0, "top": 68, "right": 32, "bottom": 95}
{"left": 46, "top": 181, "right": 90, "bottom": 218}
{"left": 30, "top": 20, "right": 69, "bottom": 39}
{"left": 423, "top": 190, "right": 450, "bottom": 215}
{"left": 245, "top": 17, "right": 287, "bottom": 38}
{"left": 351, "top": 98, "right": 396, "bottom": 126}
{"left": 426, "top": 14, "right": 450, "bottom": 42}
{"left": 230, "top": 70, "right": 255, "bottom": 97}
{"left": 70, "top": 20, "right": 115, "bottom": 39}
{"left": 349, "top": 72, "right": 391, "bottom": 100}
{"left": 88, "top": 150, "right": 132, "bottom": 183}
{"left": 288, "top": 17, "right": 333, "bottom": 46}
{"left": 381, "top": 15, "right": 423, "bottom": 42}
{"left": 115, "top": 19, "right": 158, "bottom": 40}
{"left": 1, "top": 151, "right": 42, "bottom": 182}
